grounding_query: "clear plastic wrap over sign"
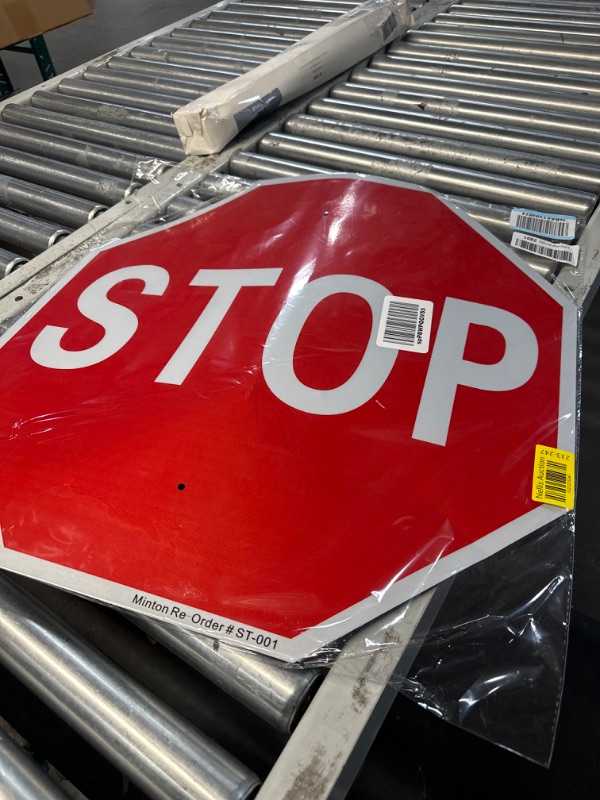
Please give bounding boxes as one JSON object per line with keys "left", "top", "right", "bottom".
{"left": 399, "top": 516, "right": 575, "bottom": 766}
{"left": 0, "top": 174, "right": 577, "bottom": 698}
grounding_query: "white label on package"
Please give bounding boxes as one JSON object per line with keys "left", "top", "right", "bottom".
{"left": 379, "top": 12, "right": 399, "bottom": 40}
{"left": 511, "top": 232, "right": 580, "bottom": 266}
{"left": 509, "top": 208, "right": 577, "bottom": 241}
{"left": 377, "top": 296, "right": 433, "bottom": 352}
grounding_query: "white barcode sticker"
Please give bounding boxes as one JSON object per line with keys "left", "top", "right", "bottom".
{"left": 511, "top": 232, "right": 580, "bottom": 266}
{"left": 376, "top": 296, "right": 433, "bottom": 353}
{"left": 509, "top": 208, "right": 577, "bottom": 241}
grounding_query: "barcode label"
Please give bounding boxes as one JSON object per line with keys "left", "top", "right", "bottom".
{"left": 376, "top": 296, "right": 433, "bottom": 353}
{"left": 532, "top": 445, "right": 575, "bottom": 509}
{"left": 511, "top": 233, "right": 579, "bottom": 266}
{"left": 509, "top": 208, "right": 576, "bottom": 241}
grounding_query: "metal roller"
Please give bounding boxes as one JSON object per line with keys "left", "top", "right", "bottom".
{"left": 106, "top": 55, "right": 241, "bottom": 86}
{"left": 164, "top": 25, "right": 289, "bottom": 50}
{"left": 148, "top": 36, "right": 283, "bottom": 64}
{"left": 167, "top": 195, "right": 206, "bottom": 217}
{"left": 25, "top": 93, "right": 178, "bottom": 139}
{"left": 0, "top": 146, "right": 138, "bottom": 205}
{"left": 421, "top": 20, "right": 600, "bottom": 47}
{"left": 0, "top": 247, "right": 28, "bottom": 278}
{"left": 445, "top": 6, "right": 600, "bottom": 21}
{"left": 0, "top": 208, "right": 70, "bottom": 254}
{"left": 226, "top": 153, "right": 557, "bottom": 277}
{"left": 443, "top": 196, "right": 519, "bottom": 242}
{"left": 256, "top": 132, "right": 597, "bottom": 216}
{"left": 251, "top": 0, "right": 358, "bottom": 6}
{"left": 189, "top": 18, "right": 312, "bottom": 38}
{"left": 0, "top": 574, "right": 260, "bottom": 800}
{"left": 330, "top": 82, "right": 600, "bottom": 142}
{"left": 389, "top": 41, "right": 600, "bottom": 79}
{"left": 130, "top": 45, "right": 263, "bottom": 73}
{"left": 350, "top": 67, "right": 600, "bottom": 119}
{"left": 58, "top": 77, "right": 187, "bottom": 115}
{"left": 443, "top": 198, "right": 573, "bottom": 272}
{"left": 307, "top": 97, "right": 600, "bottom": 167}
{"left": 461, "top": 0, "right": 600, "bottom": 10}
{"left": 0, "top": 123, "right": 156, "bottom": 182}
{"left": 368, "top": 55, "right": 600, "bottom": 100}
{"left": 0, "top": 725, "right": 72, "bottom": 800}
{"left": 207, "top": 10, "right": 329, "bottom": 27}
{"left": 0, "top": 175, "right": 106, "bottom": 230}
{"left": 458, "top": 1, "right": 600, "bottom": 7}
{"left": 284, "top": 113, "right": 600, "bottom": 193}
{"left": 230, "top": 150, "right": 335, "bottom": 179}
{"left": 193, "top": 15, "right": 322, "bottom": 34}
{"left": 105, "top": 55, "right": 241, "bottom": 89}
{"left": 9, "top": 574, "right": 287, "bottom": 778}
{"left": 126, "top": 613, "right": 322, "bottom": 734}
{"left": 434, "top": 14, "right": 600, "bottom": 41}
{"left": 448, "top": 208, "right": 562, "bottom": 280}
{"left": 225, "top": 3, "right": 340, "bottom": 19}
{"left": 82, "top": 65, "right": 214, "bottom": 100}
{"left": 166, "top": 28, "right": 291, "bottom": 51}
{"left": 451, "top": 4, "right": 600, "bottom": 22}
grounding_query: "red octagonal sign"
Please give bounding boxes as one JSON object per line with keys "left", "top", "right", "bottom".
{"left": 0, "top": 176, "right": 577, "bottom": 660}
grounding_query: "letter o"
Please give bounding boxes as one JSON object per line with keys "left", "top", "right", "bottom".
{"left": 262, "top": 274, "right": 397, "bottom": 415}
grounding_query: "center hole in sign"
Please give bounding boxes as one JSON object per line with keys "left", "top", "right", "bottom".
{"left": 177, "top": 483, "right": 186, "bottom": 491}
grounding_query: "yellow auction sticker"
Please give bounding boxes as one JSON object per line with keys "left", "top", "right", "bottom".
{"left": 532, "top": 445, "right": 575, "bottom": 510}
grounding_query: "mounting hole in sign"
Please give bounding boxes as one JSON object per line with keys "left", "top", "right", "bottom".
{"left": 177, "top": 483, "right": 186, "bottom": 491}
{"left": 14, "top": 296, "right": 23, "bottom": 302}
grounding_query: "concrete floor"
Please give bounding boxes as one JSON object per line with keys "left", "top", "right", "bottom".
{"left": 1, "top": 0, "right": 214, "bottom": 93}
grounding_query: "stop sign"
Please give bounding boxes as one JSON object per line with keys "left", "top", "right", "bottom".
{"left": 0, "top": 176, "right": 576, "bottom": 660}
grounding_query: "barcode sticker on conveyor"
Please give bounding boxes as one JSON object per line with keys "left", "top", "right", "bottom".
{"left": 511, "top": 233, "right": 580, "bottom": 266}
{"left": 532, "top": 445, "right": 575, "bottom": 510}
{"left": 509, "top": 208, "right": 577, "bottom": 241}
{"left": 376, "top": 296, "right": 433, "bottom": 353}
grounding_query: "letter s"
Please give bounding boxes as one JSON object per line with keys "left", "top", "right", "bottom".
{"left": 30, "top": 265, "right": 169, "bottom": 369}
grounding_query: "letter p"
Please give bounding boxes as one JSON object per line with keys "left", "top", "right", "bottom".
{"left": 412, "top": 298, "right": 539, "bottom": 446}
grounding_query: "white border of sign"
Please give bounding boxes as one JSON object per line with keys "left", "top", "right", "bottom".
{"left": 0, "top": 174, "right": 577, "bottom": 662}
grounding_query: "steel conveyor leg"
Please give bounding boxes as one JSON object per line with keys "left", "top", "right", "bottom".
{"left": 26, "top": 36, "right": 57, "bottom": 82}
{"left": 0, "top": 56, "right": 14, "bottom": 98}
{"left": 2, "top": 35, "right": 57, "bottom": 91}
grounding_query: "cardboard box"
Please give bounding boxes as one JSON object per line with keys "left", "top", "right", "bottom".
{"left": 0, "top": 0, "right": 94, "bottom": 49}
{"left": 174, "top": 0, "right": 412, "bottom": 155}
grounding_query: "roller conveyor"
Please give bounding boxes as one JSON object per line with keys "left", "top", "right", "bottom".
{"left": 3, "top": 0, "right": 600, "bottom": 287}
{"left": 0, "top": 0, "right": 358, "bottom": 269}
{"left": 1, "top": 1, "right": 599, "bottom": 798}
